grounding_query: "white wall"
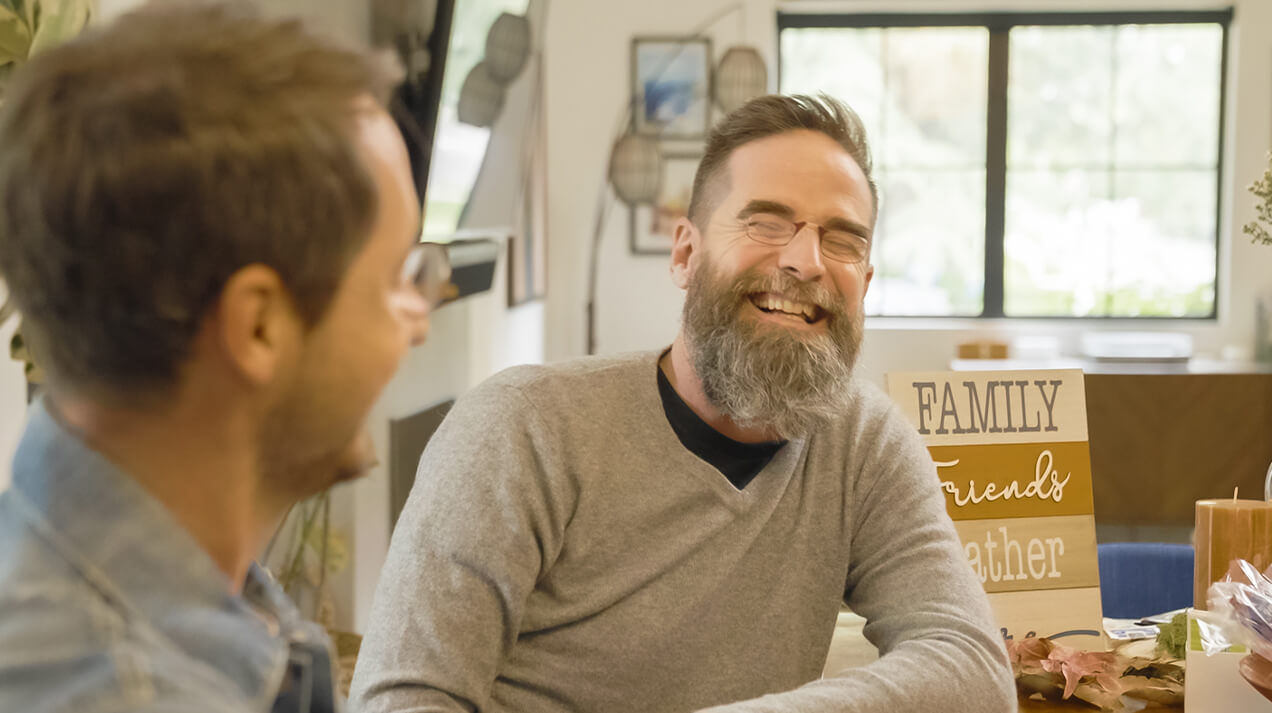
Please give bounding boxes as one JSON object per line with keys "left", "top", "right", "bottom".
{"left": 0, "top": 320, "right": 29, "bottom": 492}
{"left": 544, "top": 0, "right": 1272, "bottom": 386}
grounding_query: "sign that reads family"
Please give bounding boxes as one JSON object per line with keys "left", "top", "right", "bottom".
{"left": 886, "top": 369, "right": 1105, "bottom": 650}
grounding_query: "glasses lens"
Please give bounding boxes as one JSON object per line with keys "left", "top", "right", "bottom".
{"left": 821, "top": 232, "right": 869, "bottom": 263}
{"left": 407, "top": 243, "right": 452, "bottom": 308}
{"left": 745, "top": 217, "right": 794, "bottom": 246}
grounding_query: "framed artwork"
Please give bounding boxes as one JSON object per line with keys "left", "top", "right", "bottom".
{"left": 631, "top": 37, "right": 712, "bottom": 139}
{"left": 630, "top": 152, "right": 701, "bottom": 255}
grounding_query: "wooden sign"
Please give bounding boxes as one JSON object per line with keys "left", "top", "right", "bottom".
{"left": 886, "top": 369, "right": 1105, "bottom": 649}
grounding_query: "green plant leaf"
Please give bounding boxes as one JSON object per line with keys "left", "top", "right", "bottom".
{"left": 0, "top": 4, "right": 32, "bottom": 66}
{"left": 27, "top": 0, "right": 91, "bottom": 58}
{"left": 6, "top": 0, "right": 38, "bottom": 36}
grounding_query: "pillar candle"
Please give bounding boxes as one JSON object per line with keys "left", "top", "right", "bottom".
{"left": 1194, "top": 498, "right": 1272, "bottom": 610}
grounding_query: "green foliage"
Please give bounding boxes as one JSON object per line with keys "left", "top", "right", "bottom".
{"left": 1245, "top": 154, "right": 1272, "bottom": 247}
{"left": 0, "top": 0, "right": 93, "bottom": 100}
{"left": 1156, "top": 612, "right": 1188, "bottom": 660}
{"left": 0, "top": 1, "right": 93, "bottom": 385}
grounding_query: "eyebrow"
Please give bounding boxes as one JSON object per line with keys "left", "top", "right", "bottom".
{"left": 736, "top": 199, "right": 872, "bottom": 240}
{"left": 824, "top": 216, "right": 872, "bottom": 240}
{"left": 736, "top": 200, "right": 795, "bottom": 221}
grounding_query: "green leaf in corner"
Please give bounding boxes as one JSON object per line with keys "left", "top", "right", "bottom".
{"left": 0, "top": 4, "right": 33, "bottom": 66}
{"left": 4, "top": 0, "right": 38, "bottom": 35}
{"left": 27, "top": 0, "right": 91, "bottom": 58}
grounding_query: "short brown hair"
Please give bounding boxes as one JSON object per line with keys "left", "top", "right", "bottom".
{"left": 687, "top": 93, "right": 878, "bottom": 226}
{"left": 0, "top": 1, "right": 402, "bottom": 399}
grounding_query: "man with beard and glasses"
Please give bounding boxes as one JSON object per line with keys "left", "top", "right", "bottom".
{"left": 352, "top": 94, "right": 1015, "bottom": 713}
{"left": 0, "top": 3, "right": 450, "bottom": 711}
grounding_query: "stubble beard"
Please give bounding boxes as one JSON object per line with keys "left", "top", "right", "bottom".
{"left": 681, "top": 254, "right": 864, "bottom": 439}
{"left": 258, "top": 356, "right": 377, "bottom": 502}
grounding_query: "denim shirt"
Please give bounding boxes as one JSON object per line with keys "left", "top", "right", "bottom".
{"left": 0, "top": 401, "right": 340, "bottom": 713}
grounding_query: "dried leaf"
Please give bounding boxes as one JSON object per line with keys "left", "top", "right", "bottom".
{"left": 1071, "top": 681, "right": 1125, "bottom": 711}
{"left": 1039, "top": 645, "right": 1124, "bottom": 700}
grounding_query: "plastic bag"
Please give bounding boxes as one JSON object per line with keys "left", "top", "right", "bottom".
{"left": 1196, "top": 559, "right": 1272, "bottom": 661}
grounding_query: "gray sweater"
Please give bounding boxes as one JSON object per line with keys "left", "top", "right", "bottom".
{"left": 349, "top": 351, "right": 1015, "bottom": 713}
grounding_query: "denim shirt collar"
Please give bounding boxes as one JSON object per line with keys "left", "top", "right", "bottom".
{"left": 9, "top": 398, "right": 304, "bottom": 709}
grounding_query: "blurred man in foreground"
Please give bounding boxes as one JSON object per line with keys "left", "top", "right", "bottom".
{"left": 0, "top": 2, "right": 446, "bottom": 710}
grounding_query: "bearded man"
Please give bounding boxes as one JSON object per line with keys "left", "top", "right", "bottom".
{"left": 351, "top": 94, "right": 1015, "bottom": 713}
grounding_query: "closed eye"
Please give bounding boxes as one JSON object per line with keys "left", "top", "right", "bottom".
{"left": 746, "top": 214, "right": 794, "bottom": 237}
{"left": 822, "top": 231, "right": 869, "bottom": 260}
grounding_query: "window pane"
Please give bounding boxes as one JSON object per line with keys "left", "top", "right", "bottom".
{"left": 782, "top": 26, "right": 988, "bottom": 316}
{"left": 878, "top": 28, "right": 988, "bottom": 168}
{"left": 868, "top": 169, "right": 986, "bottom": 316}
{"left": 1109, "top": 170, "right": 1216, "bottom": 315}
{"left": 1004, "top": 169, "right": 1215, "bottom": 317}
{"left": 1008, "top": 26, "right": 1114, "bottom": 169}
{"left": 423, "top": 0, "right": 531, "bottom": 240}
{"left": 1005, "top": 22, "right": 1221, "bottom": 317}
{"left": 1114, "top": 24, "right": 1222, "bottom": 167}
{"left": 780, "top": 28, "right": 885, "bottom": 133}
{"left": 1005, "top": 170, "right": 1111, "bottom": 316}
{"left": 781, "top": 17, "right": 1224, "bottom": 319}
{"left": 779, "top": 26, "right": 987, "bottom": 168}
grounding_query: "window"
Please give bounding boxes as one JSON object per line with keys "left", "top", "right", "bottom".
{"left": 423, "top": 0, "right": 530, "bottom": 242}
{"left": 779, "top": 12, "right": 1228, "bottom": 318}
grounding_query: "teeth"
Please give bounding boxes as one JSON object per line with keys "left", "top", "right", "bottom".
{"left": 754, "top": 294, "right": 817, "bottom": 322}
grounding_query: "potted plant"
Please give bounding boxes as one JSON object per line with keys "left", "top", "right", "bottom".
{"left": 0, "top": 1, "right": 94, "bottom": 98}
{"left": 1247, "top": 154, "right": 1272, "bottom": 366}
{"left": 263, "top": 494, "right": 361, "bottom": 695}
{"left": 0, "top": 0, "right": 95, "bottom": 389}
{"left": 1245, "top": 153, "right": 1272, "bottom": 246}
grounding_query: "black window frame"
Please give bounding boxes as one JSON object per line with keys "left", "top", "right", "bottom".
{"left": 777, "top": 9, "right": 1232, "bottom": 320}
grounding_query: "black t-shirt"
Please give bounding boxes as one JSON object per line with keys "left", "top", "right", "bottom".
{"left": 656, "top": 367, "right": 786, "bottom": 490}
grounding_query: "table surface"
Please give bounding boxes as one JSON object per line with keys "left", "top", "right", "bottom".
{"left": 826, "top": 612, "right": 1174, "bottom": 711}
{"left": 1018, "top": 696, "right": 1156, "bottom": 711}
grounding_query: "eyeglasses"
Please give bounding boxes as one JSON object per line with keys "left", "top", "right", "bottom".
{"left": 743, "top": 215, "right": 870, "bottom": 264}
{"left": 401, "top": 242, "right": 455, "bottom": 310}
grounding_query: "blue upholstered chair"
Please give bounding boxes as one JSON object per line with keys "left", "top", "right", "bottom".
{"left": 1097, "top": 542, "right": 1195, "bottom": 619}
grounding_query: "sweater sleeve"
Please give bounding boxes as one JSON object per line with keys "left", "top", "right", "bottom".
{"left": 348, "top": 378, "right": 572, "bottom": 713}
{"left": 696, "top": 403, "right": 1016, "bottom": 713}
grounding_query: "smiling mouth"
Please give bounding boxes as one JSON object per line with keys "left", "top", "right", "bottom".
{"left": 748, "top": 292, "right": 826, "bottom": 325}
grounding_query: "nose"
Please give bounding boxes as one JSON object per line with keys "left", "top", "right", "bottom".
{"left": 777, "top": 222, "right": 827, "bottom": 282}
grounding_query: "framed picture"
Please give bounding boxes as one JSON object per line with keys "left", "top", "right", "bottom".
{"left": 632, "top": 37, "right": 712, "bottom": 139}
{"left": 630, "top": 152, "right": 701, "bottom": 255}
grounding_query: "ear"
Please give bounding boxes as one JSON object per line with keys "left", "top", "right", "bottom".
{"left": 205, "top": 264, "right": 302, "bottom": 387}
{"left": 669, "top": 216, "right": 701, "bottom": 290}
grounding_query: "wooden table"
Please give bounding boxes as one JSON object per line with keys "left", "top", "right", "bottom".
{"left": 827, "top": 612, "right": 1175, "bottom": 711}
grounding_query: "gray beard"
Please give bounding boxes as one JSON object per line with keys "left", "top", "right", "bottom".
{"left": 682, "top": 258, "right": 863, "bottom": 439}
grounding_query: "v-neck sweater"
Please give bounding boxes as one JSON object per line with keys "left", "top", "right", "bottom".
{"left": 350, "top": 351, "right": 1014, "bottom": 713}
{"left": 655, "top": 364, "right": 784, "bottom": 490}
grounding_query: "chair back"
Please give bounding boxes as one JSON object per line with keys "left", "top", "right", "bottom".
{"left": 1097, "top": 542, "right": 1194, "bottom": 619}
